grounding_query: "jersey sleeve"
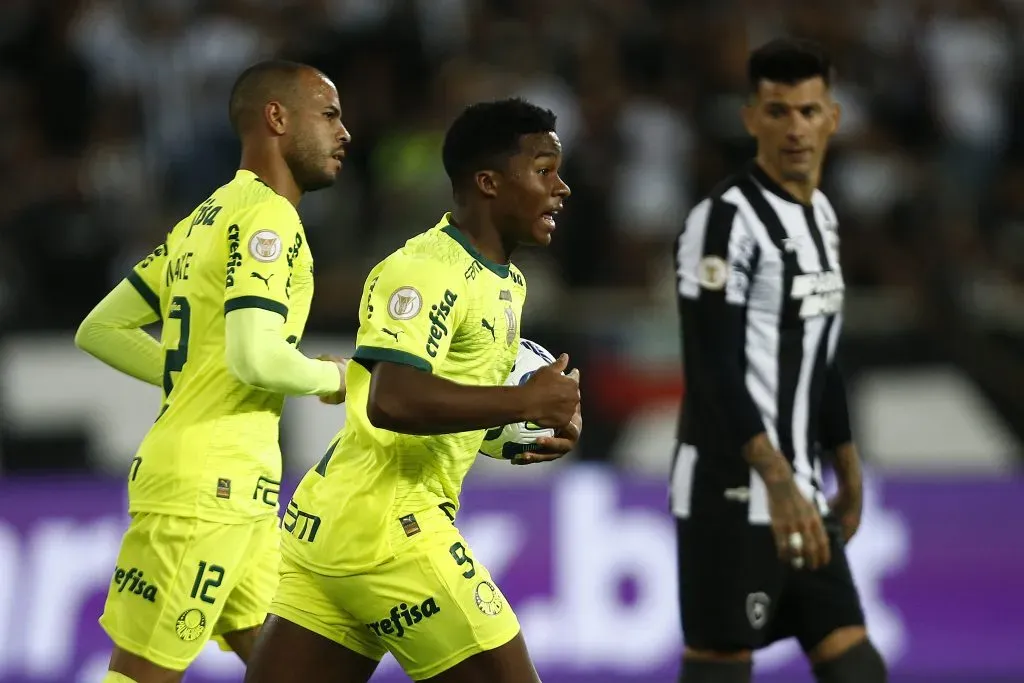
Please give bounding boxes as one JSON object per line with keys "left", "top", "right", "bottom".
{"left": 75, "top": 279, "right": 164, "bottom": 386}
{"left": 352, "top": 253, "right": 467, "bottom": 373}
{"left": 818, "top": 361, "right": 852, "bottom": 450}
{"left": 676, "top": 198, "right": 766, "bottom": 450}
{"left": 223, "top": 199, "right": 303, "bottom": 320}
{"left": 126, "top": 240, "right": 168, "bottom": 318}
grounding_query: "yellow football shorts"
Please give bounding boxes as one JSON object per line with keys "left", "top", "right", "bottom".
{"left": 271, "top": 506, "right": 521, "bottom": 680}
{"left": 99, "top": 512, "right": 280, "bottom": 671}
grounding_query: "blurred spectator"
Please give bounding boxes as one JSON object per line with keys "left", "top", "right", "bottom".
{"left": 3, "top": 0, "right": 1024, "bottom": 468}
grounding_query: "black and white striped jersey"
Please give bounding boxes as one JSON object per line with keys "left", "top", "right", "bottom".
{"left": 670, "top": 162, "right": 851, "bottom": 524}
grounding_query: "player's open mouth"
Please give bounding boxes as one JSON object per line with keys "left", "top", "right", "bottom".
{"left": 541, "top": 210, "right": 559, "bottom": 228}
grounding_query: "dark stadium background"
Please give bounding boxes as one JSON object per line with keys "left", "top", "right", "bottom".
{"left": 0, "top": 1, "right": 1021, "bottom": 682}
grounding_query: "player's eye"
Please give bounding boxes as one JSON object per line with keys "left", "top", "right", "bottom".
{"left": 538, "top": 168, "right": 551, "bottom": 176}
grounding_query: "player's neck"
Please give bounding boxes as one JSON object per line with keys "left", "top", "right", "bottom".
{"left": 448, "top": 209, "right": 512, "bottom": 265}
{"left": 239, "top": 148, "right": 303, "bottom": 208}
{"left": 754, "top": 157, "right": 817, "bottom": 205}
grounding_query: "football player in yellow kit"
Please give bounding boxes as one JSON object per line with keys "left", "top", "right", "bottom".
{"left": 75, "top": 60, "right": 351, "bottom": 683}
{"left": 245, "top": 99, "right": 581, "bottom": 683}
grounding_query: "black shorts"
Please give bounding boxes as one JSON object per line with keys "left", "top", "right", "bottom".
{"left": 676, "top": 512, "right": 866, "bottom": 653}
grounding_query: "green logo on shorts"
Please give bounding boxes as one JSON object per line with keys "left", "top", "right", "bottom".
{"left": 113, "top": 566, "right": 158, "bottom": 603}
{"left": 366, "top": 597, "right": 441, "bottom": 638}
{"left": 474, "top": 580, "right": 504, "bottom": 616}
{"left": 175, "top": 608, "right": 207, "bottom": 642}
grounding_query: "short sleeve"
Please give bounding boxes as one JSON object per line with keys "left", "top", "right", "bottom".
{"left": 352, "top": 253, "right": 468, "bottom": 373}
{"left": 223, "top": 199, "right": 304, "bottom": 320}
{"left": 126, "top": 240, "right": 168, "bottom": 318}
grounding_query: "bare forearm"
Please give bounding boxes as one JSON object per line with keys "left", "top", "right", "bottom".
{"left": 367, "top": 362, "right": 529, "bottom": 435}
{"left": 743, "top": 432, "right": 794, "bottom": 487}
{"left": 832, "top": 442, "right": 863, "bottom": 493}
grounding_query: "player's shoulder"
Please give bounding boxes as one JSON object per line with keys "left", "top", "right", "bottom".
{"left": 811, "top": 189, "right": 839, "bottom": 227}
{"left": 224, "top": 171, "right": 299, "bottom": 220}
{"left": 380, "top": 215, "right": 474, "bottom": 275}
{"left": 683, "top": 170, "right": 749, "bottom": 223}
{"left": 169, "top": 171, "right": 298, "bottom": 241}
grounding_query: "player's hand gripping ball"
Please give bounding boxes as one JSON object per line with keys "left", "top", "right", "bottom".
{"left": 478, "top": 339, "right": 561, "bottom": 460}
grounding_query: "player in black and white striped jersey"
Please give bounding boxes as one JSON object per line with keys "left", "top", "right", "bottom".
{"left": 671, "top": 39, "right": 887, "bottom": 683}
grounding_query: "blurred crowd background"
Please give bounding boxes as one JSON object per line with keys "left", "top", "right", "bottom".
{"left": 2, "top": 3, "right": 1023, "bottom": 682}
{"left": 3, "top": 0, "right": 1024, "bottom": 476}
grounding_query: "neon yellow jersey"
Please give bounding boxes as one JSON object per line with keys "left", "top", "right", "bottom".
{"left": 126, "top": 170, "right": 314, "bottom": 522}
{"left": 282, "top": 215, "right": 526, "bottom": 574}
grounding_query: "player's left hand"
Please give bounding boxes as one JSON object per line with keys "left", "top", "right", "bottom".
{"left": 513, "top": 370, "right": 582, "bottom": 465}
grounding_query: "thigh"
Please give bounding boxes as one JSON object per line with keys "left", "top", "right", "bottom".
{"left": 216, "top": 514, "right": 281, "bottom": 638}
{"left": 677, "top": 517, "right": 784, "bottom": 652}
{"left": 340, "top": 528, "right": 522, "bottom": 681}
{"left": 99, "top": 513, "right": 257, "bottom": 671}
{"left": 245, "top": 614, "right": 379, "bottom": 683}
{"left": 422, "top": 631, "right": 539, "bottom": 683}
{"left": 772, "top": 522, "right": 866, "bottom": 653}
{"left": 268, "top": 556, "right": 388, "bottom": 664}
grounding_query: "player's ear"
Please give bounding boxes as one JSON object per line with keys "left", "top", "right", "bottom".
{"left": 265, "top": 101, "right": 287, "bottom": 135}
{"left": 475, "top": 170, "right": 500, "bottom": 199}
{"left": 828, "top": 99, "right": 841, "bottom": 136}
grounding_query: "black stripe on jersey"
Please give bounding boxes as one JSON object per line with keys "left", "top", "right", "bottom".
{"left": 127, "top": 271, "right": 161, "bottom": 318}
{"left": 803, "top": 204, "right": 850, "bottom": 451}
{"left": 701, "top": 200, "right": 738, "bottom": 258}
{"left": 807, "top": 315, "right": 835, "bottom": 450}
{"left": 803, "top": 205, "right": 832, "bottom": 272}
{"left": 352, "top": 345, "right": 432, "bottom": 373}
{"left": 224, "top": 296, "right": 289, "bottom": 319}
{"left": 736, "top": 179, "right": 803, "bottom": 464}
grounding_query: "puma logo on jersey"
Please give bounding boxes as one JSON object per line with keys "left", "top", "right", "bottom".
{"left": 382, "top": 328, "right": 400, "bottom": 342}
{"left": 481, "top": 318, "right": 496, "bottom": 342}
{"left": 250, "top": 271, "right": 273, "bottom": 288}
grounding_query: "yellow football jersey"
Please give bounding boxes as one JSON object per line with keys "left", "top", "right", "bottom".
{"left": 125, "top": 170, "right": 314, "bottom": 522}
{"left": 281, "top": 214, "right": 526, "bottom": 574}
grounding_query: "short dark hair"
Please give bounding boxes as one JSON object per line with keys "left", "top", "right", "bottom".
{"left": 228, "top": 60, "right": 317, "bottom": 135}
{"left": 442, "top": 98, "right": 557, "bottom": 194}
{"left": 747, "top": 38, "right": 832, "bottom": 93}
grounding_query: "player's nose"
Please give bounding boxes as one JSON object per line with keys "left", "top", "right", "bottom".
{"left": 554, "top": 175, "right": 570, "bottom": 198}
{"left": 338, "top": 123, "right": 352, "bottom": 145}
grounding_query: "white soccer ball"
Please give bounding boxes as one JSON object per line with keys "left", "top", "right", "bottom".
{"left": 478, "top": 338, "right": 558, "bottom": 460}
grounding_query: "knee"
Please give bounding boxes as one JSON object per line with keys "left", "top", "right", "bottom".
{"left": 813, "top": 639, "right": 887, "bottom": 683}
{"left": 681, "top": 651, "right": 752, "bottom": 683}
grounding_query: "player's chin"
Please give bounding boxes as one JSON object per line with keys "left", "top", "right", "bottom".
{"left": 780, "top": 158, "right": 814, "bottom": 180}
{"left": 303, "top": 168, "right": 339, "bottom": 192}
{"left": 528, "top": 219, "right": 555, "bottom": 246}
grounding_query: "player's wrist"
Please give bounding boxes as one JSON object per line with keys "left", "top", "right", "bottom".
{"left": 743, "top": 434, "right": 792, "bottom": 487}
{"left": 508, "top": 385, "right": 541, "bottom": 424}
{"left": 311, "top": 359, "right": 344, "bottom": 395}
